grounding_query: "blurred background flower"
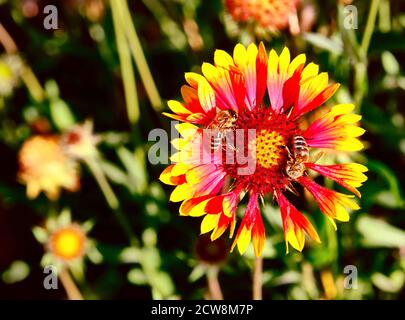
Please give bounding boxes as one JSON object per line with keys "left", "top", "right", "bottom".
{"left": 225, "top": 0, "right": 301, "bottom": 36}
{"left": 32, "top": 208, "right": 101, "bottom": 299}
{"left": 17, "top": 135, "right": 80, "bottom": 200}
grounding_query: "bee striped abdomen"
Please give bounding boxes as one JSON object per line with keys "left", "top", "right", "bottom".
{"left": 292, "top": 135, "right": 309, "bottom": 161}
{"left": 210, "top": 131, "right": 223, "bottom": 151}
{"left": 285, "top": 135, "right": 309, "bottom": 180}
{"left": 207, "top": 109, "right": 238, "bottom": 152}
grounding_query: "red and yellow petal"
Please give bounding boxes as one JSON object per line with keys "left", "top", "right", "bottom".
{"left": 305, "top": 163, "right": 368, "bottom": 197}
{"left": 163, "top": 73, "right": 217, "bottom": 125}
{"left": 267, "top": 47, "right": 292, "bottom": 113}
{"left": 277, "top": 192, "right": 321, "bottom": 253}
{"left": 159, "top": 163, "right": 188, "bottom": 186}
{"left": 231, "top": 193, "right": 265, "bottom": 256}
{"left": 291, "top": 76, "right": 340, "bottom": 119}
{"left": 299, "top": 176, "right": 360, "bottom": 229}
{"left": 303, "top": 104, "right": 365, "bottom": 151}
{"left": 232, "top": 42, "right": 267, "bottom": 110}
{"left": 169, "top": 167, "right": 226, "bottom": 202}
{"left": 180, "top": 189, "right": 241, "bottom": 240}
{"left": 266, "top": 47, "right": 339, "bottom": 117}
{"left": 201, "top": 62, "right": 239, "bottom": 111}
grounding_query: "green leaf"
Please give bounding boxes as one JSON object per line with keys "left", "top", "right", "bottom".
{"left": 128, "top": 268, "right": 148, "bottom": 285}
{"left": 382, "top": 51, "right": 400, "bottom": 75}
{"left": 119, "top": 247, "right": 141, "bottom": 263}
{"left": 371, "top": 271, "right": 405, "bottom": 293}
{"left": 141, "top": 247, "right": 161, "bottom": 271}
{"left": 100, "top": 160, "right": 128, "bottom": 186}
{"left": 32, "top": 226, "right": 48, "bottom": 244}
{"left": 2, "top": 261, "right": 30, "bottom": 284}
{"left": 142, "top": 228, "right": 157, "bottom": 248}
{"left": 44, "top": 79, "right": 60, "bottom": 99}
{"left": 357, "top": 215, "right": 405, "bottom": 248}
{"left": 302, "top": 33, "right": 343, "bottom": 55}
{"left": 49, "top": 99, "right": 76, "bottom": 131}
{"left": 271, "top": 271, "right": 302, "bottom": 286}
{"left": 188, "top": 265, "right": 206, "bottom": 283}
{"left": 367, "top": 159, "right": 404, "bottom": 209}
{"left": 117, "top": 147, "right": 147, "bottom": 194}
{"left": 87, "top": 246, "right": 103, "bottom": 264}
{"left": 151, "top": 271, "right": 175, "bottom": 298}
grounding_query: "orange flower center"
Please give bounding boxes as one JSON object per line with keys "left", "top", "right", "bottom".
{"left": 225, "top": 108, "right": 298, "bottom": 194}
{"left": 48, "top": 225, "right": 86, "bottom": 261}
{"left": 253, "top": 129, "right": 285, "bottom": 169}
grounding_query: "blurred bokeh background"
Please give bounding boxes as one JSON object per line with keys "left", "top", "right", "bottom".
{"left": 0, "top": 0, "right": 404, "bottom": 299}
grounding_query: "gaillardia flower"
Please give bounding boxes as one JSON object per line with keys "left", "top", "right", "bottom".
{"left": 160, "top": 43, "right": 367, "bottom": 256}
{"left": 18, "top": 135, "right": 80, "bottom": 200}
{"left": 60, "top": 120, "right": 100, "bottom": 160}
{"left": 33, "top": 209, "right": 101, "bottom": 275}
{"left": 225, "top": 0, "right": 300, "bottom": 34}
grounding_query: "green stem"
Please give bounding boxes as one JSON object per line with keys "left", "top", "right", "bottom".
{"left": 378, "top": 0, "right": 391, "bottom": 32}
{"left": 110, "top": 0, "right": 139, "bottom": 125}
{"left": 0, "top": 23, "right": 45, "bottom": 102}
{"left": 117, "top": 0, "right": 164, "bottom": 112}
{"left": 360, "top": 0, "right": 381, "bottom": 57}
{"left": 337, "top": 4, "right": 362, "bottom": 63}
{"left": 353, "top": 62, "right": 367, "bottom": 110}
{"left": 86, "top": 157, "right": 174, "bottom": 297}
{"left": 206, "top": 266, "right": 224, "bottom": 300}
{"left": 352, "top": 0, "right": 380, "bottom": 111}
{"left": 20, "top": 66, "right": 45, "bottom": 103}
{"left": 85, "top": 157, "right": 138, "bottom": 247}
{"left": 59, "top": 267, "right": 84, "bottom": 300}
{"left": 253, "top": 257, "right": 263, "bottom": 300}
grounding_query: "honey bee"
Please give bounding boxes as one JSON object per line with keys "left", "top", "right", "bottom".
{"left": 207, "top": 109, "right": 238, "bottom": 151}
{"left": 285, "top": 135, "right": 310, "bottom": 180}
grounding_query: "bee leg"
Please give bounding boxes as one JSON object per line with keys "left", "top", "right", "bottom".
{"left": 284, "top": 145, "right": 292, "bottom": 158}
{"left": 259, "top": 194, "right": 265, "bottom": 207}
{"left": 285, "top": 183, "right": 299, "bottom": 196}
{"left": 270, "top": 190, "right": 277, "bottom": 202}
{"left": 225, "top": 142, "right": 238, "bottom": 152}
{"left": 286, "top": 106, "right": 294, "bottom": 118}
{"left": 223, "top": 132, "right": 238, "bottom": 152}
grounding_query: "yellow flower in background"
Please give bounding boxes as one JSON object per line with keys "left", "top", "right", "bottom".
{"left": 18, "top": 135, "right": 80, "bottom": 200}
{"left": 48, "top": 224, "right": 86, "bottom": 261}
{"left": 33, "top": 209, "right": 101, "bottom": 278}
{"left": 0, "top": 54, "right": 23, "bottom": 97}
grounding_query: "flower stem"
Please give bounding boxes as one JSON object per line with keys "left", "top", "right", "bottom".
{"left": 86, "top": 157, "right": 174, "bottom": 297}
{"left": 117, "top": 0, "right": 164, "bottom": 112}
{"left": 110, "top": 0, "right": 140, "bottom": 125}
{"left": 206, "top": 266, "right": 224, "bottom": 300}
{"left": 85, "top": 157, "right": 139, "bottom": 247}
{"left": 0, "top": 23, "right": 17, "bottom": 53}
{"left": 253, "top": 257, "right": 263, "bottom": 300}
{"left": 0, "top": 23, "right": 45, "bottom": 102}
{"left": 59, "top": 267, "right": 83, "bottom": 300}
{"left": 360, "top": 0, "right": 381, "bottom": 57}
{"left": 353, "top": 0, "right": 380, "bottom": 110}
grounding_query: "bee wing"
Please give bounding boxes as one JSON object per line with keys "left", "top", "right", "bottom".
{"left": 310, "top": 151, "right": 324, "bottom": 164}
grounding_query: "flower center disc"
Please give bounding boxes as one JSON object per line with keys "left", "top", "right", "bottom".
{"left": 253, "top": 129, "right": 286, "bottom": 169}
{"left": 49, "top": 226, "right": 85, "bottom": 261}
{"left": 225, "top": 108, "right": 298, "bottom": 194}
